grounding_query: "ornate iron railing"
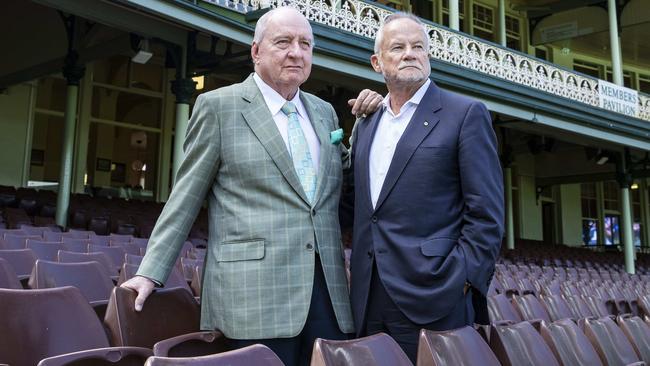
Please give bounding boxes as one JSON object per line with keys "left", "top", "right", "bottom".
{"left": 198, "top": 0, "right": 650, "bottom": 123}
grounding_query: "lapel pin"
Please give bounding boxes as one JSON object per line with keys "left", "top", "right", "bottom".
{"left": 424, "top": 121, "right": 429, "bottom": 126}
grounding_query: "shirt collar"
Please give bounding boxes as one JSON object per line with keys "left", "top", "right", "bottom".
{"left": 382, "top": 78, "right": 431, "bottom": 116}
{"left": 253, "top": 73, "right": 305, "bottom": 118}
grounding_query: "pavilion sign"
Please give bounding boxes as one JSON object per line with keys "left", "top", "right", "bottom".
{"left": 598, "top": 80, "right": 638, "bottom": 117}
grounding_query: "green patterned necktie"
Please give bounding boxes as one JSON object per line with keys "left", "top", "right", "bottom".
{"left": 281, "top": 101, "right": 317, "bottom": 203}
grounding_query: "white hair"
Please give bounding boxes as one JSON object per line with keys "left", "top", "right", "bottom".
{"left": 374, "top": 13, "right": 429, "bottom": 54}
{"left": 253, "top": 6, "right": 314, "bottom": 45}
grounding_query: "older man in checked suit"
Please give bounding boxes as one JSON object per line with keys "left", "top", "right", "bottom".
{"left": 121, "top": 7, "right": 381, "bottom": 366}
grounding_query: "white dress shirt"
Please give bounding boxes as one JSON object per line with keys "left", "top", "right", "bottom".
{"left": 369, "top": 79, "right": 431, "bottom": 208}
{"left": 253, "top": 73, "right": 320, "bottom": 173}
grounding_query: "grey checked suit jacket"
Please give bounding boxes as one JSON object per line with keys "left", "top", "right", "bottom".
{"left": 137, "top": 74, "right": 354, "bottom": 339}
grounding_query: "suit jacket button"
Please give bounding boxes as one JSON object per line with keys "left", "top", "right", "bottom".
{"left": 371, "top": 216, "right": 378, "bottom": 223}
{"left": 306, "top": 243, "right": 313, "bottom": 250}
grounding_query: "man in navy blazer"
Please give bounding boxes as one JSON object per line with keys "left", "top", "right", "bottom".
{"left": 345, "top": 13, "right": 504, "bottom": 362}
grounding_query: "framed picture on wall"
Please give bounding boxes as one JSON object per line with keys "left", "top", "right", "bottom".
{"left": 31, "top": 149, "right": 44, "bottom": 166}
{"left": 96, "top": 158, "right": 111, "bottom": 172}
{"left": 111, "top": 162, "right": 126, "bottom": 183}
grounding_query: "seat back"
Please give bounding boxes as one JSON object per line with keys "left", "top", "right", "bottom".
{"left": 416, "top": 326, "right": 499, "bottom": 366}
{"left": 487, "top": 294, "right": 522, "bottom": 323}
{"left": 617, "top": 314, "right": 650, "bottom": 363}
{"left": 4, "top": 234, "right": 41, "bottom": 249}
{"left": 104, "top": 287, "right": 200, "bottom": 348}
{"left": 489, "top": 321, "right": 559, "bottom": 366}
{"left": 43, "top": 230, "right": 64, "bottom": 242}
{"left": 61, "top": 237, "right": 90, "bottom": 252}
{"left": 0, "top": 257, "right": 21, "bottom": 289}
{"left": 28, "top": 260, "right": 113, "bottom": 302}
{"left": 26, "top": 240, "right": 67, "bottom": 261}
{"left": 144, "top": 344, "right": 284, "bottom": 366}
{"left": 0, "top": 286, "right": 109, "bottom": 366}
{"left": 564, "top": 295, "right": 594, "bottom": 319}
{"left": 540, "top": 318, "right": 602, "bottom": 366}
{"left": 540, "top": 294, "right": 574, "bottom": 322}
{"left": 0, "top": 248, "right": 37, "bottom": 278}
{"left": 579, "top": 316, "right": 642, "bottom": 366}
{"left": 58, "top": 250, "right": 115, "bottom": 277}
{"left": 310, "top": 333, "right": 412, "bottom": 366}
{"left": 514, "top": 294, "right": 551, "bottom": 322}
{"left": 582, "top": 296, "right": 612, "bottom": 317}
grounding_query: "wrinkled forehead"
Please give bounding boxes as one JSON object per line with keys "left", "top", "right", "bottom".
{"left": 266, "top": 11, "right": 313, "bottom": 40}
{"left": 381, "top": 19, "right": 427, "bottom": 46}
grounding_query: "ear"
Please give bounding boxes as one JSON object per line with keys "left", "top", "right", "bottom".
{"left": 370, "top": 54, "right": 382, "bottom": 73}
{"left": 251, "top": 42, "right": 260, "bottom": 65}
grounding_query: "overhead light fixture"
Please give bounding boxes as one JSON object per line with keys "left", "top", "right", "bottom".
{"left": 192, "top": 75, "right": 205, "bottom": 90}
{"left": 132, "top": 38, "right": 153, "bottom": 64}
{"left": 631, "top": 183, "right": 639, "bottom": 190}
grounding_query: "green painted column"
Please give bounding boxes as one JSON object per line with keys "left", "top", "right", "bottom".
{"left": 505, "top": 167, "right": 515, "bottom": 250}
{"left": 608, "top": 0, "right": 624, "bottom": 85}
{"left": 498, "top": 0, "right": 506, "bottom": 47}
{"left": 449, "top": 0, "right": 460, "bottom": 31}
{"left": 618, "top": 150, "right": 635, "bottom": 274}
{"left": 56, "top": 52, "right": 85, "bottom": 228}
{"left": 170, "top": 78, "right": 196, "bottom": 186}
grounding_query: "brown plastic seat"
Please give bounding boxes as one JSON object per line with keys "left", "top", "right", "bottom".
{"left": 582, "top": 295, "right": 614, "bottom": 317}
{"left": 67, "top": 229, "right": 95, "bottom": 239}
{"left": 144, "top": 344, "right": 284, "bottom": 366}
{"left": 0, "top": 248, "right": 37, "bottom": 280}
{"left": 110, "top": 233, "right": 134, "bottom": 242}
{"left": 4, "top": 234, "right": 41, "bottom": 249}
{"left": 310, "top": 333, "right": 412, "bottom": 366}
{"left": 61, "top": 237, "right": 90, "bottom": 252}
{"left": 43, "top": 230, "right": 65, "bottom": 242}
{"left": 112, "top": 242, "right": 142, "bottom": 256}
{"left": 416, "top": 326, "right": 500, "bottom": 366}
{"left": 152, "top": 331, "right": 227, "bottom": 358}
{"left": 118, "top": 263, "right": 191, "bottom": 294}
{"left": 638, "top": 294, "right": 650, "bottom": 319}
{"left": 57, "top": 250, "right": 117, "bottom": 279}
{"left": 124, "top": 253, "right": 144, "bottom": 266}
{"left": 540, "top": 294, "right": 575, "bottom": 322}
{"left": 579, "top": 316, "right": 643, "bottom": 366}
{"left": 20, "top": 225, "right": 50, "bottom": 237}
{"left": 540, "top": 318, "right": 602, "bottom": 366}
{"left": 104, "top": 286, "right": 215, "bottom": 351}
{"left": 179, "top": 258, "right": 204, "bottom": 282}
{"left": 487, "top": 294, "right": 522, "bottom": 323}
{"left": 190, "top": 265, "right": 202, "bottom": 297}
{"left": 0, "top": 286, "right": 151, "bottom": 366}
{"left": 563, "top": 294, "right": 594, "bottom": 319}
{"left": 89, "top": 234, "right": 111, "bottom": 246}
{"left": 617, "top": 314, "right": 650, "bottom": 363}
{"left": 28, "top": 259, "right": 114, "bottom": 316}
{"left": 88, "top": 244, "right": 125, "bottom": 272}
{"left": 513, "top": 294, "right": 551, "bottom": 323}
{"left": 489, "top": 321, "right": 559, "bottom": 366}
{"left": 26, "top": 240, "right": 67, "bottom": 262}
{"left": 0, "top": 257, "right": 21, "bottom": 289}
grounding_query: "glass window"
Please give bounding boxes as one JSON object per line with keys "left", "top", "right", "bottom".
{"left": 505, "top": 15, "right": 521, "bottom": 51}
{"left": 573, "top": 60, "right": 600, "bottom": 78}
{"left": 473, "top": 4, "right": 494, "bottom": 42}
{"left": 604, "top": 215, "right": 620, "bottom": 245}
{"left": 605, "top": 69, "right": 633, "bottom": 88}
{"left": 582, "top": 219, "right": 598, "bottom": 246}
{"left": 535, "top": 48, "right": 548, "bottom": 61}
{"left": 640, "top": 74, "right": 650, "bottom": 94}
{"left": 442, "top": 0, "right": 465, "bottom": 32}
{"left": 581, "top": 182, "right": 598, "bottom": 246}
{"left": 603, "top": 181, "right": 619, "bottom": 211}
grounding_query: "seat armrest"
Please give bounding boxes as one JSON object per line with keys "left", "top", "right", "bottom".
{"left": 153, "top": 330, "right": 225, "bottom": 357}
{"left": 37, "top": 347, "right": 152, "bottom": 366}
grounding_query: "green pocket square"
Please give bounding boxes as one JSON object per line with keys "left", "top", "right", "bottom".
{"left": 330, "top": 128, "right": 344, "bottom": 145}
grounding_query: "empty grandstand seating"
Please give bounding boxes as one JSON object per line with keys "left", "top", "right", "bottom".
{"left": 416, "top": 327, "right": 500, "bottom": 366}
{"left": 144, "top": 344, "right": 283, "bottom": 366}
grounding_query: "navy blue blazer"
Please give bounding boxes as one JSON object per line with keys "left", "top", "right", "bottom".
{"left": 346, "top": 81, "right": 504, "bottom": 331}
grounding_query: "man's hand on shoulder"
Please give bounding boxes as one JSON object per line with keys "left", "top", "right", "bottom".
{"left": 348, "top": 89, "right": 383, "bottom": 118}
{"left": 120, "top": 275, "right": 155, "bottom": 312}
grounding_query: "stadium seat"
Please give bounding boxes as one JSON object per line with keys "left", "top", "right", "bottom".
{"left": 579, "top": 316, "right": 643, "bottom": 366}
{"left": 104, "top": 286, "right": 220, "bottom": 354}
{"left": 0, "top": 257, "right": 22, "bottom": 289}
{"left": 88, "top": 244, "right": 126, "bottom": 272}
{"left": 26, "top": 240, "right": 67, "bottom": 261}
{"left": 144, "top": 344, "right": 283, "bottom": 366}
{"left": 513, "top": 294, "right": 551, "bottom": 323}
{"left": 190, "top": 265, "right": 202, "bottom": 297}
{"left": 416, "top": 326, "right": 500, "bottom": 366}
{"left": 310, "top": 333, "right": 412, "bottom": 366}
{"left": 89, "top": 234, "right": 111, "bottom": 246}
{"left": 152, "top": 331, "right": 227, "bottom": 357}
{"left": 67, "top": 229, "right": 94, "bottom": 239}
{"left": 489, "top": 321, "right": 559, "bottom": 366}
{"left": 616, "top": 314, "right": 650, "bottom": 363}
{"left": 124, "top": 253, "right": 144, "bottom": 266}
{"left": 539, "top": 318, "right": 602, "bottom": 366}
{"left": 0, "top": 248, "right": 37, "bottom": 281}
{"left": 564, "top": 295, "right": 594, "bottom": 319}
{"left": 0, "top": 286, "right": 151, "bottom": 366}
{"left": 110, "top": 233, "right": 134, "bottom": 243}
{"left": 61, "top": 237, "right": 90, "bottom": 253}
{"left": 540, "top": 294, "right": 575, "bottom": 322}
{"left": 180, "top": 258, "right": 204, "bottom": 282}
{"left": 28, "top": 259, "right": 114, "bottom": 317}
{"left": 487, "top": 294, "right": 522, "bottom": 323}
{"left": 57, "top": 250, "right": 117, "bottom": 279}
{"left": 43, "top": 230, "right": 64, "bottom": 242}
{"left": 4, "top": 234, "right": 41, "bottom": 249}
{"left": 582, "top": 296, "right": 615, "bottom": 318}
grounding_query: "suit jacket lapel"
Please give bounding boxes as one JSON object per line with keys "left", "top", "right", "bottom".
{"left": 359, "top": 110, "right": 384, "bottom": 213}
{"left": 301, "top": 95, "right": 331, "bottom": 207}
{"left": 240, "top": 75, "right": 310, "bottom": 204}
{"left": 373, "top": 82, "right": 442, "bottom": 212}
